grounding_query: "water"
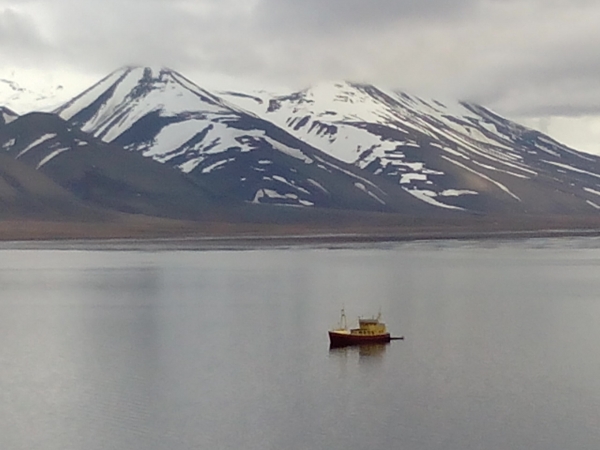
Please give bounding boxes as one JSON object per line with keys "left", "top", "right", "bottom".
{"left": 1, "top": 238, "right": 600, "bottom": 450}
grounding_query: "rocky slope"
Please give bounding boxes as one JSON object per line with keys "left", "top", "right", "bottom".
{"left": 0, "top": 112, "right": 226, "bottom": 220}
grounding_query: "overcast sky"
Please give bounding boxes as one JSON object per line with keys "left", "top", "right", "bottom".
{"left": 2, "top": 0, "right": 600, "bottom": 152}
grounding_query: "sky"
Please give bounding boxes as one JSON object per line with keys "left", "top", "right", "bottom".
{"left": 1, "top": 0, "right": 600, "bottom": 153}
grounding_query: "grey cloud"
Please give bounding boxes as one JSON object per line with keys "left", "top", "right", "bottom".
{"left": 0, "top": 8, "right": 48, "bottom": 59}
{"left": 2, "top": 0, "right": 600, "bottom": 122}
{"left": 450, "top": 5, "right": 600, "bottom": 116}
{"left": 19, "top": 0, "right": 248, "bottom": 74}
{"left": 257, "top": 0, "right": 477, "bottom": 34}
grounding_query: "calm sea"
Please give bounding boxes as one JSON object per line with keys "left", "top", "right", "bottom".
{"left": 1, "top": 238, "right": 600, "bottom": 450}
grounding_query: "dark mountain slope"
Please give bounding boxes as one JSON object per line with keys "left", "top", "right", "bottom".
{"left": 0, "top": 152, "right": 109, "bottom": 221}
{"left": 0, "top": 112, "right": 230, "bottom": 220}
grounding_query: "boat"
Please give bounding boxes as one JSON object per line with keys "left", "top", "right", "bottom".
{"left": 328, "top": 308, "right": 392, "bottom": 347}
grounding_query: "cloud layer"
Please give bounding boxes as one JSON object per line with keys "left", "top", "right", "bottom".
{"left": 1, "top": 0, "right": 600, "bottom": 119}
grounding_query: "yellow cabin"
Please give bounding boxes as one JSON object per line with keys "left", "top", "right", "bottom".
{"left": 351, "top": 317, "right": 387, "bottom": 336}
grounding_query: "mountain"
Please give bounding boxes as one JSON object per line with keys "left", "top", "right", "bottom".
{"left": 0, "top": 78, "right": 66, "bottom": 114}
{"left": 0, "top": 106, "right": 18, "bottom": 126}
{"left": 0, "top": 112, "right": 227, "bottom": 220}
{"left": 56, "top": 66, "right": 431, "bottom": 213}
{"left": 0, "top": 150, "right": 112, "bottom": 221}
{"left": 42, "top": 66, "right": 600, "bottom": 219}
{"left": 222, "top": 82, "right": 600, "bottom": 215}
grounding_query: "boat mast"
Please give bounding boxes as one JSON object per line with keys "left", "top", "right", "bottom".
{"left": 340, "top": 307, "right": 347, "bottom": 330}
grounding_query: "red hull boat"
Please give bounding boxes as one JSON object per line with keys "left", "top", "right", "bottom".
{"left": 328, "top": 330, "right": 391, "bottom": 347}
{"left": 329, "top": 308, "right": 394, "bottom": 347}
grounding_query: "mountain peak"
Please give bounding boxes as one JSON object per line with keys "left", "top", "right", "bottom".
{"left": 56, "top": 64, "right": 234, "bottom": 142}
{"left": 0, "top": 106, "right": 18, "bottom": 125}
{"left": 118, "top": 65, "right": 182, "bottom": 80}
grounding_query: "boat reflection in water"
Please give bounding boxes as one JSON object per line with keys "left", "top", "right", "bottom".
{"left": 329, "top": 342, "right": 389, "bottom": 359}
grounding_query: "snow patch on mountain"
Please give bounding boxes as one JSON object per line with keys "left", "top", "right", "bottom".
{"left": 443, "top": 156, "right": 521, "bottom": 202}
{"left": 0, "top": 79, "right": 69, "bottom": 114}
{"left": 544, "top": 161, "right": 600, "bottom": 180}
{"left": 37, "top": 147, "right": 70, "bottom": 169}
{"left": 17, "top": 134, "right": 56, "bottom": 159}
{"left": 252, "top": 188, "right": 315, "bottom": 207}
{"left": 403, "top": 188, "right": 465, "bottom": 211}
{"left": 201, "top": 158, "right": 234, "bottom": 174}
{"left": 2, "top": 138, "right": 15, "bottom": 149}
{"left": 354, "top": 182, "right": 386, "bottom": 205}
{"left": 1, "top": 107, "right": 18, "bottom": 125}
{"left": 441, "top": 189, "right": 478, "bottom": 197}
{"left": 261, "top": 135, "right": 313, "bottom": 164}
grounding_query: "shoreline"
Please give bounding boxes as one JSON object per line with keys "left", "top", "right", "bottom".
{"left": 2, "top": 226, "right": 600, "bottom": 251}
{"left": 2, "top": 214, "right": 600, "bottom": 250}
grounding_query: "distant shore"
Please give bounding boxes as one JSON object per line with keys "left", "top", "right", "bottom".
{"left": 2, "top": 217, "right": 600, "bottom": 249}
{"left": 4, "top": 230, "right": 600, "bottom": 252}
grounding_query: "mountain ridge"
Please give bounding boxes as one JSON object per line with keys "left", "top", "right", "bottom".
{"left": 54, "top": 66, "right": 434, "bottom": 213}
{"left": 222, "top": 80, "right": 600, "bottom": 215}
{"left": 2, "top": 65, "right": 600, "bottom": 227}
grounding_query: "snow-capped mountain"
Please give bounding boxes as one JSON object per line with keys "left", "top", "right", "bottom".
{"left": 55, "top": 67, "right": 413, "bottom": 212}
{"left": 0, "top": 106, "right": 18, "bottom": 126}
{"left": 40, "top": 65, "right": 600, "bottom": 217}
{"left": 223, "top": 82, "right": 600, "bottom": 214}
{"left": 0, "top": 78, "right": 67, "bottom": 114}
